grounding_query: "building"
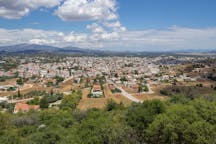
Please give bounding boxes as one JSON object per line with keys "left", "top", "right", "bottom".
{"left": 91, "top": 84, "right": 103, "bottom": 98}
{"left": 14, "top": 103, "right": 39, "bottom": 113}
{"left": 0, "top": 97, "right": 8, "bottom": 103}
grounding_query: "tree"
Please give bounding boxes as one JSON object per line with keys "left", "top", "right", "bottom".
{"left": 138, "top": 85, "right": 143, "bottom": 93}
{"left": 17, "top": 89, "right": 22, "bottom": 98}
{"left": 60, "top": 91, "right": 82, "bottom": 111}
{"left": 70, "top": 109, "right": 137, "bottom": 144}
{"left": 55, "top": 76, "right": 64, "bottom": 85}
{"left": 134, "top": 70, "right": 138, "bottom": 75}
{"left": 0, "top": 113, "right": 10, "bottom": 130}
{"left": 40, "top": 97, "right": 49, "bottom": 109}
{"left": 106, "top": 99, "right": 117, "bottom": 111}
{"left": 27, "top": 97, "right": 40, "bottom": 105}
{"left": 16, "top": 78, "right": 23, "bottom": 85}
{"left": 120, "top": 76, "right": 127, "bottom": 82}
{"left": 184, "top": 121, "right": 216, "bottom": 144}
{"left": 125, "top": 100, "right": 165, "bottom": 142}
{"left": 145, "top": 102, "right": 216, "bottom": 144}
{"left": 143, "top": 85, "right": 149, "bottom": 92}
{"left": 50, "top": 89, "right": 54, "bottom": 96}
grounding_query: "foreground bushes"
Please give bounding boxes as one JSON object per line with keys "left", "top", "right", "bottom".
{"left": 1, "top": 94, "right": 216, "bottom": 144}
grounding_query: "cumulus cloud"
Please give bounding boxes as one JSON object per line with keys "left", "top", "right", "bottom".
{"left": 104, "top": 21, "right": 121, "bottom": 28}
{"left": 0, "top": 27, "right": 216, "bottom": 51}
{"left": 0, "top": 0, "right": 61, "bottom": 19}
{"left": 55, "top": 0, "right": 117, "bottom": 21}
{"left": 29, "top": 39, "right": 56, "bottom": 45}
{"left": 64, "top": 32, "right": 88, "bottom": 43}
{"left": 86, "top": 23, "right": 105, "bottom": 33}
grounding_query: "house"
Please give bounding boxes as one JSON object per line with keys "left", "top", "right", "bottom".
{"left": 91, "top": 84, "right": 103, "bottom": 98}
{"left": 14, "top": 103, "right": 39, "bottom": 113}
{"left": 0, "top": 97, "right": 8, "bottom": 103}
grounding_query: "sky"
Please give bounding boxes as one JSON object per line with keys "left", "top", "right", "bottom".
{"left": 0, "top": 0, "right": 216, "bottom": 51}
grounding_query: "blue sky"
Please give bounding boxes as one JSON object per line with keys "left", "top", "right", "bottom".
{"left": 0, "top": 0, "right": 215, "bottom": 51}
{"left": 119, "top": 0, "right": 216, "bottom": 29}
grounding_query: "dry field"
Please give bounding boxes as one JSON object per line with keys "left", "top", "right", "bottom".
{"left": 78, "top": 98, "right": 108, "bottom": 110}
{"left": 77, "top": 85, "right": 132, "bottom": 110}
{"left": 0, "top": 78, "right": 17, "bottom": 85}
{"left": 133, "top": 93, "right": 167, "bottom": 101}
{"left": 77, "top": 88, "right": 108, "bottom": 110}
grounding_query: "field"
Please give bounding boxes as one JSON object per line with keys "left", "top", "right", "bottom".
{"left": 77, "top": 84, "right": 132, "bottom": 110}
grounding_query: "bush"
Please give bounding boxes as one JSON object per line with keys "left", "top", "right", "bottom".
{"left": 40, "top": 97, "right": 49, "bottom": 109}
{"left": 13, "top": 114, "right": 39, "bottom": 127}
{"left": 106, "top": 100, "right": 117, "bottom": 111}
{"left": 16, "top": 78, "right": 24, "bottom": 85}
{"left": 60, "top": 91, "right": 82, "bottom": 111}
{"left": 27, "top": 97, "right": 40, "bottom": 105}
{"left": 111, "top": 88, "right": 121, "bottom": 93}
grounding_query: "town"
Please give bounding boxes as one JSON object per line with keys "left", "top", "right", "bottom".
{"left": 1, "top": 55, "right": 216, "bottom": 113}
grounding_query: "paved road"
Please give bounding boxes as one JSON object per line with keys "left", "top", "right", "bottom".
{"left": 107, "top": 79, "right": 142, "bottom": 103}
{"left": 63, "top": 76, "right": 74, "bottom": 83}
{"left": 7, "top": 97, "right": 35, "bottom": 103}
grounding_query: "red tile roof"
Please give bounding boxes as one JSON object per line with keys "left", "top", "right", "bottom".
{"left": 14, "top": 103, "right": 39, "bottom": 113}
{"left": 93, "top": 85, "right": 101, "bottom": 92}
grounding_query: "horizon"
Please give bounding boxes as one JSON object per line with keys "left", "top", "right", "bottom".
{"left": 1, "top": 43, "right": 216, "bottom": 53}
{"left": 0, "top": 0, "right": 216, "bottom": 51}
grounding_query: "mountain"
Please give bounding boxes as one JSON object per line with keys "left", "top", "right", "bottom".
{"left": 0, "top": 44, "right": 106, "bottom": 55}
{"left": 0, "top": 44, "right": 215, "bottom": 56}
{"left": 0, "top": 44, "right": 59, "bottom": 52}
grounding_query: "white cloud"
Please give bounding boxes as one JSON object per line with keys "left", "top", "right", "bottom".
{"left": 55, "top": 0, "right": 118, "bottom": 21}
{"left": 0, "top": 27, "right": 216, "bottom": 51}
{"left": 0, "top": 0, "right": 61, "bottom": 19}
{"left": 103, "top": 21, "right": 126, "bottom": 32}
{"left": 29, "top": 39, "right": 56, "bottom": 45}
{"left": 64, "top": 32, "right": 88, "bottom": 43}
{"left": 86, "top": 23, "right": 105, "bottom": 33}
{"left": 104, "top": 21, "right": 121, "bottom": 28}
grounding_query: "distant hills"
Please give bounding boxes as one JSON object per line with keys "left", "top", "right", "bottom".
{"left": 0, "top": 44, "right": 215, "bottom": 56}
{"left": 0, "top": 44, "right": 109, "bottom": 55}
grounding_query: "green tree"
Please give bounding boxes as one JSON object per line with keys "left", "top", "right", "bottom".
{"left": 105, "top": 99, "right": 117, "bottom": 111}
{"left": 40, "top": 97, "right": 49, "bottom": 109}
{"left": 145, "top": 104, "right": 212, "bottom": 143}
{"left": 60, "top": 91, "right": 82, "bottom": 111}
{"left": 16, "top": 78, "right": 23, "bottom": 85}
{"left": 17, "top": 89, "right": 22, "bottom": 98}
{"left": 0, "top": 113, "right": 10, "bottom": 130}
{"left": 55, "top": 76, "right": 64, "bottom": 85}
{"left": 27, "top": 97, "right": 40, "bottom": 105}
{"left": 69, "top": 109, "right": 137, "bottom": 144}
{"left": 125, "top": 100, "right": 165, "bottom": 141}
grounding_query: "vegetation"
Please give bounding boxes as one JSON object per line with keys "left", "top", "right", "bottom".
{"left": 40, "top": 97, "right": 49, "bottom": 109}
{"left": 207, "top": 73, "right": 216, "bottom": 81}
{"left": 60, "top": 90, "right": 82, "bottom": 111}
{"left": 120, "top": 76, "right": 128, "bottom": 82}
{"left": 0, "top": 61, "right": 18, "bottom": 71}
{"left": 27, "top": 97, "right": 40, "bottom": 105}
{"left": 54, "top": 76, "right": 64, "bottom": 85}
{"left": 16, "top": 78, "right": 24, "bottom": 85}
{"left": 1, "top": 89, "right": 216, "bottom": 143}
{"left": 138, "top": 84, "right": 149, "bottom": 93}
{"left": 160, "top": 85, "right": 214, "bottom": 99}
{"left": 111, "top": 88, "right": 121, "bottom": 93}
{"left": 9, "top": 91, "right": 63, "bottom": 102}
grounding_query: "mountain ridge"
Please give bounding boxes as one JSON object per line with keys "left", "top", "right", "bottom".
{"left": 0, "top": 44, "right": 215, "bottom": 55}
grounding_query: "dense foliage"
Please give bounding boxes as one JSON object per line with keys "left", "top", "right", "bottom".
{"left": 1, "top": 92, "right": 216, "bottom": 143}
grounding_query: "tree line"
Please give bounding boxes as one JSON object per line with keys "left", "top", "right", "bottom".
{"left": 1, "top": 92, "right": 216, "bottom": 143}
